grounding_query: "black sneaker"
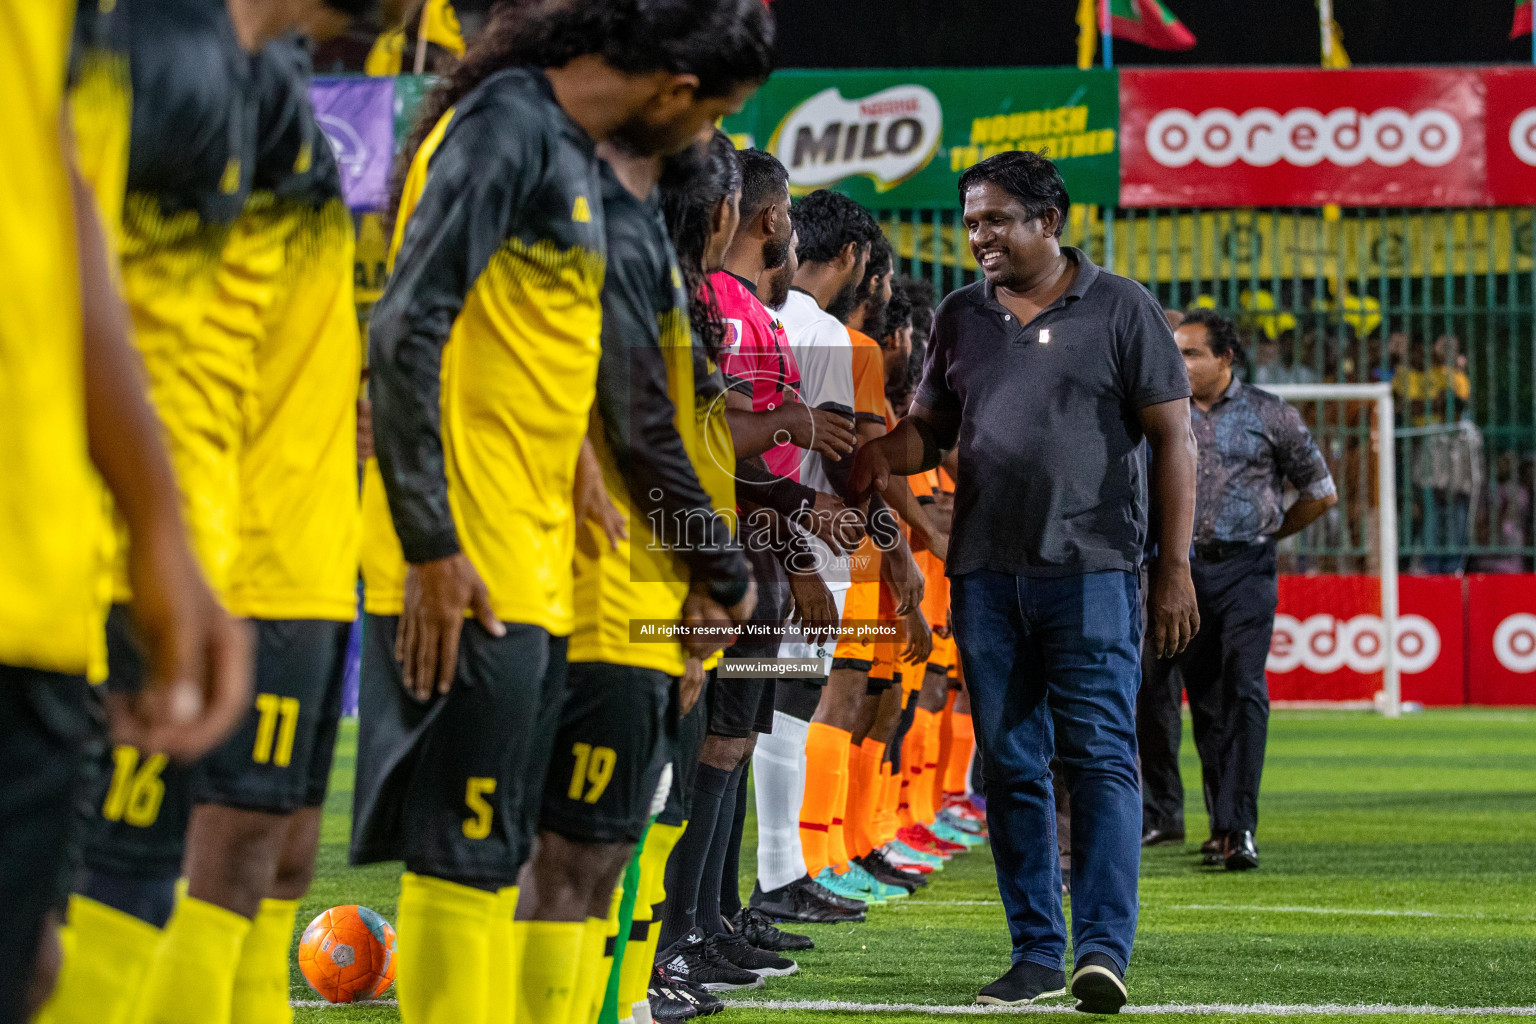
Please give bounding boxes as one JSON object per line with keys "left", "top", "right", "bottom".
{"left": 798, "top": 875, "right": 866, "bottom": 913}
{"left": 1071, "top": 952, "right": 1128, "bottom": 1014}
{"left": 656, "top": 930, "right": 764, "bottom": 991}
{"left": 669, "top": 976, "right": 725, "bottom": 1017}
{"left": 976, "top": 959, "right": 1067, "bottom": 1006}
{"left": 647, "top": 971, "right": 703, "bottom": 1022}
{"left": 730, "top": 907, "right": 814, "bottom": 952}
{"left": 855, "top": 851, "right": 925, "bottom": 891}
{"left": 750, "top": 878, "right": 864, "bottom": 923}
{"left": 710, "top": 930, "right": 799, "bottom": 977}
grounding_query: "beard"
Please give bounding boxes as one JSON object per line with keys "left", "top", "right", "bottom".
{"left": 860, "top": 292, "right": 889, "bottom": 339}
{"left": 761, "top": 232, "right": 790, "bottom": 271}
{"left": 825, "top": 277, "right": 862, "bottom": 323}
{"left": 762, "top": 262, "right": 793, "bottom": 309}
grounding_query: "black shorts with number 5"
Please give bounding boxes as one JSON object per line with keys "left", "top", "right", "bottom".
{"left": 194, "top": 619, "right": 351, "bottom": 813}
{"left": 350, "top": 615, "right": 568, "bottom": 889}
{"left": 539, "top": 661, "right": 675, "bottom": 844}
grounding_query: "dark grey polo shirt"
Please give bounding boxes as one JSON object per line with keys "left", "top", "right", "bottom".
{"left": 916, "top": 247, "right": 1190, "bottom": 578}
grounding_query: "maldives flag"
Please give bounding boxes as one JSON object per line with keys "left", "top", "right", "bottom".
{"left": 1514, "top": 0, "right": 1531, "bottom": 38}
{"left": 1103, "top": 0, "right": 1196, "bottom": 50}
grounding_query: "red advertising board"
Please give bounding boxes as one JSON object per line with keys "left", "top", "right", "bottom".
{"left": 1266, "top": 575, "right": 1464, "bottom": 706}
{"left": 1466, "top": 574, "right": 1536, "bottom": 705}
{"left": 1119, "top": 69, "right": 1487, "bottom": 207}
{"left": 1480, "top": 68, "right": 1536, "bottom": 206}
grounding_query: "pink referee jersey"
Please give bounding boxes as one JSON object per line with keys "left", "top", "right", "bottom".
{"left": 712, "top": 270, "right": 803, "bottom": 482}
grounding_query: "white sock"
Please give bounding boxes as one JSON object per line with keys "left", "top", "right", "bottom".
{"left": 754, "top": 710, "right": 810, "bottom": 893}
{"left": 631, "top": 1000, "right": 652, "bottom": 1024}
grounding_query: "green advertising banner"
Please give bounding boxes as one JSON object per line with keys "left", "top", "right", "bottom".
{"left": 722, "top": 67, "right": 1120, "bottom": 210}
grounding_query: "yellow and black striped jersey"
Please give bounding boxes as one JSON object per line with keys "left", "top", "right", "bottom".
{"left": 223, "top": 40, "right": 360, "bottom": 622}
{"left": 569, "top": 166, "right": 749, "bottom": 674}
{"left": 0, "top": 0, "right": 108, "bottom": 676}
{"left": 72, "top": 0, "right": 258, "bottom": 600}
{"left": 364, "top": 67, "right": 606, "bottom": 636}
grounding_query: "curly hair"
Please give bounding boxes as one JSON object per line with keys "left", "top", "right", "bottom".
{"left": 391, "top": 0, "right": 773, "bottom": 220}
{"left": 661, "top": 131, "right": 742, "bottom": 361}
{"left": 790, "top": 189, "right": 881, "bottom": 265}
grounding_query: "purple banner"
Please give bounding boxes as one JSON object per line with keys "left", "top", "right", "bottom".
{"left": 310, "top": 76, "right": 396, "bottom": 212}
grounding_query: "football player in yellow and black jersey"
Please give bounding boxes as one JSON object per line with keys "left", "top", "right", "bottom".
{"left": 47, "top": 4, "right": 376, "bottom": 1024}
{"left": 2, "top": 3, "right": 252, "bottom": 1020}
{"left": 352, "top": 1, "right": 771, "bottom": 1019}
{"left": 530, "top": 133, "right": 757, "bottom": 1024}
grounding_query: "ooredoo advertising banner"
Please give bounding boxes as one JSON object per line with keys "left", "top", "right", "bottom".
{"left": 1480, "top": 68, "right": 1536, "bottom": 206}
{"left": 1466, "top": 575, "right": 1536, "bottom": 705}
{"left": 1119, "top": 68, "right": 1487, "bottom": 208}
{"left": 1266, "top": 575, "right": 1464, "bottom": 706}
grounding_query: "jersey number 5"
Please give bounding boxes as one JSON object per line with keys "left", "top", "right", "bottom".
{"left": 102, "top": 746, "right": 167, "bottom": 828}
{"left": 463, "top": 777, "right": 497, "bottom": 840}
{"left": 567, "top": 743, "right": 616, "bottom": 805}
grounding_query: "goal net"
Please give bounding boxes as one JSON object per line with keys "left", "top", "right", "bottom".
{"left": 1259, "top": 383, "right": 1402, "bottom": 718}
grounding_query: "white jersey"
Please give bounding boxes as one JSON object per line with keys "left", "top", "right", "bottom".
{"left": 777, "top": 289, "right": 855, "bottom": 496}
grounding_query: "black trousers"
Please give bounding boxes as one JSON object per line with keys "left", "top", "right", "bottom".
{"left": 1182, "top": 543, "right": 1279, "bottom": 837}
{"left": 1136, "top": 649, "right": 1185, "bottom": 836}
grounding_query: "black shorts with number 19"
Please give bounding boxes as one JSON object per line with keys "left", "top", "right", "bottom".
{"left": 350, "top": 614, "right": 568, "bottom": 889}
{"left": 540, "top": 662, "right": 675, "bottom": 845}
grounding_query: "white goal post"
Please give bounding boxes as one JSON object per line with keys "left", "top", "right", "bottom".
{"left": 1261, "top": 383, "right": 1400, "bottom": 718}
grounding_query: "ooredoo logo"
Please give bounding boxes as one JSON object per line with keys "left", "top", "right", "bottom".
{"left": 1145, "top": 106, "right": 1463, "bottom": 169}
{"left": 769, "top": 85, "right": 943, "bottom": 194}
{"left": 1492, "top": 613, "right": 1536, "bottom": 674}
{"left": 1508, "top": 108, "right": 1536, "bottom": 167}
{"left": 1268, "top": 613, "right": 1441, "bottom": 675}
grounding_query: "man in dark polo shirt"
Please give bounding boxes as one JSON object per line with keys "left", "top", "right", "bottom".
{"left": 851, "top": 151, "right": 1199, "bottom": 1013}
{"left": 1142, "top": 310, "right": 1336, "bottom": 873}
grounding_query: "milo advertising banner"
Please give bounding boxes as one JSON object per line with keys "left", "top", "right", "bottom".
{"left": 723, "top": 68, "right": 1120, "bottom": 209}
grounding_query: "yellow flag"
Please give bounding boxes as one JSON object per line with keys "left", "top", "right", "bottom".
{"left": 1077, "top": 0, "right": 1098, "bottom": 70}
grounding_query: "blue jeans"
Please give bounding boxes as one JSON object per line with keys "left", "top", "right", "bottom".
{"left": 951, "top": 569, "right": 1143, "bottom": 975}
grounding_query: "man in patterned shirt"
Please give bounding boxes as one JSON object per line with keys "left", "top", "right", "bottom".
{"left": 1142, "top": 309, "right": 1336, "bottom": 872}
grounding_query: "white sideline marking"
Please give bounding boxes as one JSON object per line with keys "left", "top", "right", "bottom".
{"left": 1166, "top": 903, "right": 1535, "bottom": 922}
{"left": 721, "top": 1001, "right": 1536, "bottom": 1016}
{"left": 921, "top": 900, "right": 1534, "bottom": 922}
{"left": 294, "top": 998, "right": 1536, "bottom": 1016}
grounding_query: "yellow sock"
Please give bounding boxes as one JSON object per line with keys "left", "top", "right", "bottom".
{"left": 619, "top": 822, "right": 684, "bottom": 1020}
{"left": 134, "top": 896, "right": 252, "bottom": 1024}
{"left": 581, "top": 888, "right": 624, "bottom": 1023}
{"left": 34, "top": 895, "right": 160, "bottom": 1024}
{"left": 230, "top": 898, "right": 298, "bottom": 1024}
{"left": 485, "top": 887, "right": 519, "bottom": 1024}
{"left": 517, "top": 921, "right": 584, "bottom": 1023}
{"left": 395, "top": 873, "right": 495, "bottom": 1024}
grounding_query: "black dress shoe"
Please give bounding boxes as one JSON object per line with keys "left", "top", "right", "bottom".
{"left": 1141, "top": 827, "right": 1186, "bottom": 847}
{"left": 1224, "top": 830, "right": 1259, "bottom": 871}
{"left": 1071, "top": 952, "right": 1127, "bottom": 1014}
{"left": 1200, "top": 835, "right": 1225, "bottom": 866}
{"left": 976, "top": 960, "right": 1067, "bottom": 1006}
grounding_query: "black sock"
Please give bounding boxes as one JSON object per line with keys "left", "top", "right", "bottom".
{"left": 657, "top": 762, "right": 731, "bottom": 952}
{"left": 718, "top": 765, "right": 749, "bottom": 923}
{"left": 696, "top": 764, "right": 743, "bottom": 937}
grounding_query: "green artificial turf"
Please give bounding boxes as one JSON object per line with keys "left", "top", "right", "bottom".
{"left": 292, "top": 709, "right": 1536, "bottom": 1022}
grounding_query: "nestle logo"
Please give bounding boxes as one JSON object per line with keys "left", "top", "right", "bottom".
{"left": 859, "top": 98, "right": 920, "bottom": 118}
